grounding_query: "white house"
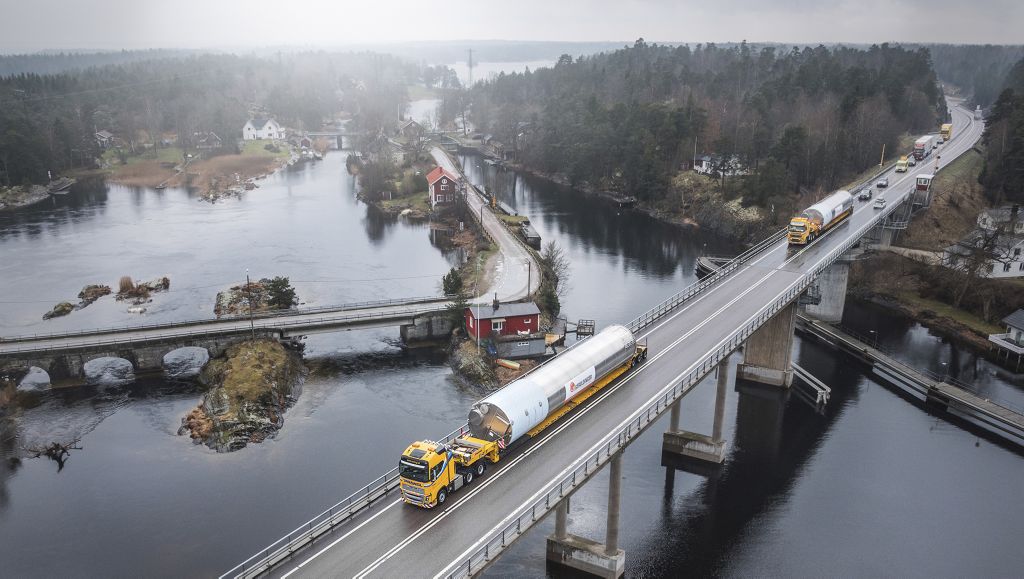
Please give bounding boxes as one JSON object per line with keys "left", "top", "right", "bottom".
{"left": 988, "top": 309, "right": 1024, "bottom": 368}
{"left": 944, "top": 205, "right": 1024, "bottom": 278}
{"left": 242, "top": 118, "right": 285, "bottom": 141}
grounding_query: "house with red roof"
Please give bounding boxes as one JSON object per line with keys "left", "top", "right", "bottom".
{"left": 426, "top": 166, "right": 460, "bottom": 208}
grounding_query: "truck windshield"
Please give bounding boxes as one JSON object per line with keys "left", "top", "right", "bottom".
{"left": 788, "top": 223, "right": 805, "bottom": 232}
{"left": 399, "top": 458, "right": 429, "bottom": 483}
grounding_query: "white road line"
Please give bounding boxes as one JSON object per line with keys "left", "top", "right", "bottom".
{"left": 434, "top": 108, "right": 984, "bottom": 578}
{"left": 287, "top": 109, "right": 984, "bottom": 577}
{"left": 354, "top": 256, "right": 791, "bottom": 577}
{"left": 280, "top": 497, "right": 403, "bottom": 578}
{"left": 290, "top": 238, "right": 788, "bottom": 577}
{"left": 434, "top": 271, "right": 810, "bottom": 579}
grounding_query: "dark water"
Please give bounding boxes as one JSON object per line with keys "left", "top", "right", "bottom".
{"left": 1, "top": 144, "right": 1022, "bottom": 577}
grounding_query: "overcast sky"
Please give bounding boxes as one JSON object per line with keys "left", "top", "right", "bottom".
{"left": 1, "top": 0, "right": 1020, "bottom": 52}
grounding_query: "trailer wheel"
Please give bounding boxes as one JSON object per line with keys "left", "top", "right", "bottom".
{"left": 437, "top": 488, "right": 447, "bottom": 505}
{"left": 464, "top": 470, "right": 474, "bottom": 485}
{"left": 475, "top": 463, "right": 485, "bottom": 477}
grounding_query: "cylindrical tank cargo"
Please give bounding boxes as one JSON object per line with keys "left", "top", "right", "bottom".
{"left": 468, "top": 325, "right": 637, "bottom": 446}
{"left": 804, "top": 190, "right": 851, "bottom": 224}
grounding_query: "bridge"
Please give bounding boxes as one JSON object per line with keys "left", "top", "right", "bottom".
{"left": 218, "top": 101, "right": 986, "bottom": 578}
{"left": 0, "top": 147, "right": 541, "bottom": 381}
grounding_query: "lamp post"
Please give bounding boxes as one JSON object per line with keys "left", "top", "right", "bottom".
{"left": 525, "top": 259, "right": 531, "bottom": 300}
{"left": 475, "top": 255, "right": 481, "bottom": 354}
{"left": 246, "top": 268, "right": 255, "bottom": 341}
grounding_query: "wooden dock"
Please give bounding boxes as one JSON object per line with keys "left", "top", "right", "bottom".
{"left": 796, "top": 315, "right": 1024, "bottom": 445}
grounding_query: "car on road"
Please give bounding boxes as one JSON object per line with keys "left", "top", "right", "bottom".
{"left": 908, "top": 158, "right": 917, "bottom": 167}
{"left": 873, "top": 197, "right": 886, "bottom": 209}
{"left": 857, "top": 188, "right": 873, "bottom": 201}
{"left": 876, "top": 178, "right": 889, "bottom": 188}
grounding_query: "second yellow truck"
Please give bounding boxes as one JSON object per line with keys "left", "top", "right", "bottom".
{"left": 787, "top": 190, "right": 855, "bottom": 245}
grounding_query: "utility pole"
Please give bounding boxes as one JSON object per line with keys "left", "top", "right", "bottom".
{"left": 879, "top": 143, "right": 886, "bottom": 167}
{"left": 525, "top": 259, "right": 531, "bottom": 300}
{"left": 246, "top": 268, "right": 255, "bottom": 341}
{"left": 467, "top": 48, "right": 474, "bottom": 87}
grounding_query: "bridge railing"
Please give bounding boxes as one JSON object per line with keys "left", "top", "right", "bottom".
{"left": 443, "top": 261, "right": 819, "bottom": 578}
{"left": 443, "top": 184, "right": 939, "bottom": 577}
{"left": 627, "top": 229, "right": 785, "bottom": 334}
{"left": 0, "top": 295, "right": 447, "bottom": 345}
{"left": 0, "top": 303, "right": 451, "bottom": 355}
{"left": 220, "top": 423, "right": 472, "bottom": 579}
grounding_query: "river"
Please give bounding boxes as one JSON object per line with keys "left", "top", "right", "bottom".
{"left": 0, "top": 140, "right": 1021, "bottom": 576}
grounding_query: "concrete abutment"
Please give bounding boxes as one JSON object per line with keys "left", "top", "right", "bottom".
{"left": 662, "top": 360, "right": 729, "bottom": 469}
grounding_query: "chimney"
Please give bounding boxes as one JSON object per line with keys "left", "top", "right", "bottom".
{"left": 492, "top": 293, "right": 499, "bottom": 310}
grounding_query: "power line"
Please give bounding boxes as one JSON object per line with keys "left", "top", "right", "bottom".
{"left": 0, "top": 273, "right": 450, "bottom": 304}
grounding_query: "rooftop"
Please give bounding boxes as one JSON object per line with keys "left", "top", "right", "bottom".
{"left": 469, "top": 301, "right": 541, "bottom": 320}
{"left": 426, "top": 166, "right": 458, "bottom": 185}
{"left": 1004, "top": 309, "right": 1024, "bottom": 330}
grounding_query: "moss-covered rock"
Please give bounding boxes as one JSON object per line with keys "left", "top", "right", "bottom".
{"left": 42, "top": 302, "right": 75, "bottom": 320}
{"left": 179, "top": 339, "right": 305, "bottom": 452}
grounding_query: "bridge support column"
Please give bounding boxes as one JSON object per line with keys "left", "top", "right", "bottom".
{"left": 662, "top": 361, "right": 729, "bottom": 469}
{"left": 803, "top": 260, "right": 850, "bottom": 323}
{"left": 546, "top": 453, "right": 625, "bottom": 578}
{"left": 737, "top": 302, "right": 795, "bottom": 387}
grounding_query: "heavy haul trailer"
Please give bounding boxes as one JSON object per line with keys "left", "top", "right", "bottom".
{"left": 399, "top": 325, "right": 648, "bottom": 508}
{"left": 787, "top": 190, "right": 854, "bottom": 245}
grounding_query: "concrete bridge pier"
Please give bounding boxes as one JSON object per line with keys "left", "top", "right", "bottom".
{"left": 662, "top": 361, "right": 729, "bottom": 470}
{"left": 803, "top": 258, "right": 851, "bottom": 323}
{"left": 399, "top": 313, "right": 454, "bottom": 347}
{"left": 737, "top": 302, "right": 796, "bottom": 387}
{"left": 546, "top": 453, "right": 626, "bottom": 578}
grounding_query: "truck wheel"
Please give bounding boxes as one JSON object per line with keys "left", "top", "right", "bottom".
{"left": 437, "top": 488, "right": 447, "bottom": 505}
{"left": 464, "top": 471, "right": 474, "bottom": 485}
{"left": 475, "top": 463, "right": 486, "bottom": 477}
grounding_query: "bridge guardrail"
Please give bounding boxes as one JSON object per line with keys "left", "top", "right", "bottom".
{"left": 442, "top": 180, "right": 942, "bottom": 577}
{"left": 0, "top": 303, "right": 450, "bottom": 355}
{"left": 0, "top": 295, "right": 447, "bottom": 344}
{"left": 443, "top": 258, "right": 819, "bottom": 578}
{"left": 627, "top": 228, "right": 785, "bottom": 333}
{"left": 220, "top": 423, "right": 472, "bottom": 579}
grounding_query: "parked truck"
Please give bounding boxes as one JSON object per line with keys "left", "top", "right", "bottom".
{"left": 940, "top": 123, "right": 953, "bottom": 142}
{"left": 399, "top": 325, "right": 648, "bottom": 508}
{"left": 913, "top": 135, "right": 936, "bottom": 160}
{"left": 787, "top": 190, "right": 854, "bottom": 245}
{"left": 895, "top": 155, "right": 909, "bottom": 172}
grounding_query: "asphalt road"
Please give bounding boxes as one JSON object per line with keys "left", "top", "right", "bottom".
{"left": 431, "top": 147, "right": 540, "bottom": 303}
{"left": 260, "top": 102, "right": 982, "bottom": 578}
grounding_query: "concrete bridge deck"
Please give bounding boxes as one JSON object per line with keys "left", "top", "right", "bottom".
{"left": 222, "top": 102, "right": 985, "bottom": 578}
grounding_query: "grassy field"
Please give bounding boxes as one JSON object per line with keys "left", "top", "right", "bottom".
{"left": 896, "top": 290, "right": 1004, "bottom": 336}
{"left": 899, "top": 146, "right": 986, "bottom": 250}
{"left": 380, "top": 190, "right": 431, "bottom": 214}
{"left": 241, "top": 139, "right": 292, "bottom": 158}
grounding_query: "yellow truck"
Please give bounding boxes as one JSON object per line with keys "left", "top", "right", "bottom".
{"left": 940, "top": 123, "right": 953, "bottom": 142}
{"left": 895, "top": 155, "right": 909, "bottom": 172}
{"left": 399, "top": 436, "right": 500, "bottom": 507}
{"left": 787, "top": 189, "right": 855, "bottom": 245}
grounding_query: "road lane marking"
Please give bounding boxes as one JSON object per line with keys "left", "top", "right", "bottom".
{"left": 353, "top": 258, "right": 791, "bottom": 577}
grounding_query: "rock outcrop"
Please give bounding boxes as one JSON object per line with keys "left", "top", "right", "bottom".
{"left": 162, "top": 347, "right": 210, "bottom": 380}
{"left": 83, "top": 357, "right": 135, "bottom": 387}
{"left": 178, "top": 339, "right": 304, "bottom": 452}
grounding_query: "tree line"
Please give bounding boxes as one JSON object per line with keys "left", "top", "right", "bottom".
{"left": 979, "top": 55, "right": 1024, "bottom": 205}
{"left": 0, "top": 51, "right": 425, "bottom": 186}
{"left": 469, "top": 40, "right": 946, "bottom": 215}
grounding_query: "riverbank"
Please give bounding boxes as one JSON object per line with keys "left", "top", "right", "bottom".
{"left": 105, "top": 142, "right": 291, "bottom": 201}
{"left": 0, "top": 177, "right": 76, "bottom": 211}
{"left": 459, "top": 145, "right": 777, "bottom": 243}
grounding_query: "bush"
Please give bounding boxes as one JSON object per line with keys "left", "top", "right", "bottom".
{"left": 442, "top": 267, "right": 464, "bottom": 296}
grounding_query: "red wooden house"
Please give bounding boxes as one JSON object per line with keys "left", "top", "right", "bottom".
{"left": 427, "top": 166, "right": 459, "bottom": 208}
{"left": 464, "top": 301, "right": 541, "bottom": 341}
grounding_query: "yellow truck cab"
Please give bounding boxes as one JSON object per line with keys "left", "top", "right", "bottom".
{"left": 940, "top": 123, "right": 952, "bottom": 142}
{"left": 399, "top": 436, "right": 500, "bottom": 508}
{"left": 895, "top": 155, "right": 909, "bottom": 172}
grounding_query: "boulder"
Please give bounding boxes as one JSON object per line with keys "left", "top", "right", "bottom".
{"left": 163, "top": 347, "right": 210, "bottom": 380}
{"left": 17, "top": 366, "right": 51, "bottom": 391}
{"left": 83, "top": 357, "right": 135, "bottom": 387}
